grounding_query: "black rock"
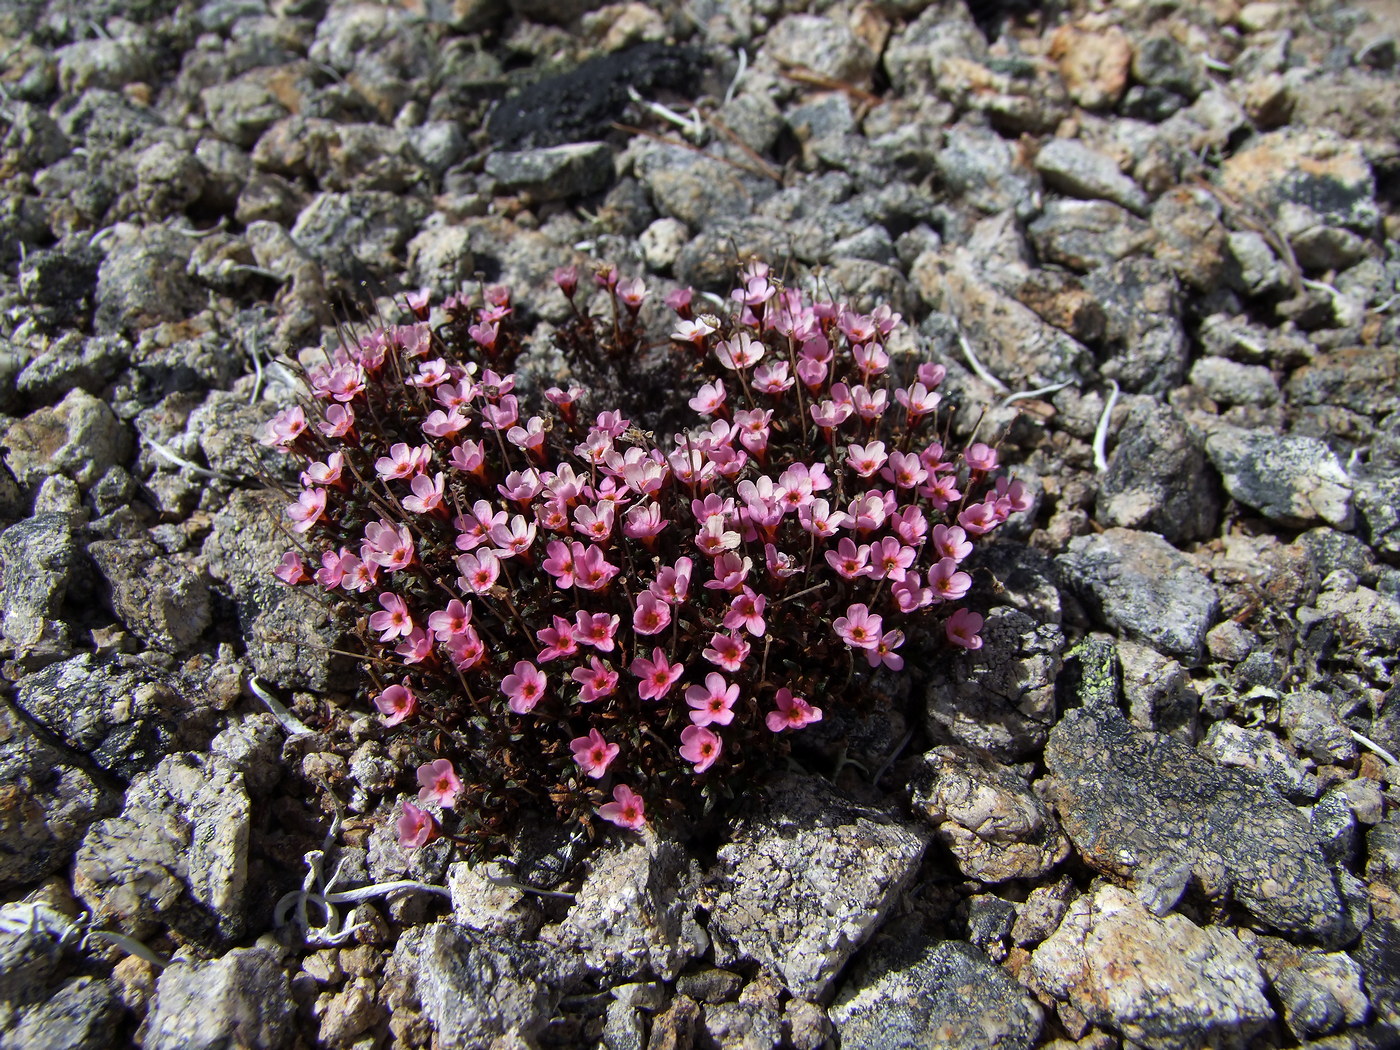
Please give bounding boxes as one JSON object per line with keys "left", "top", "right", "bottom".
{"left": 487, "top": 43, "right": 705, "bottom": 151}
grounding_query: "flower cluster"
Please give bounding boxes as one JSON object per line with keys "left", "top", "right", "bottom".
{"left": 263, "top": 262, "right": 1030, "bottom": 855}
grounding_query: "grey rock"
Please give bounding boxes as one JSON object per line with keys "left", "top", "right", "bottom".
{"left": 1189, "top": 357, "right": 1280, "bottom": 406}
{"left": 715, "top": 90, "right": 784, "bottom": 157}
{"left": 144, "top": 948, "right": 293, "bottom": 1050}
{"left": 1217, "top": 128, "right": 1379, "bottom": 249}
{"left": 55, "top": 38, "right": 152, "bottom": 94}
{"left": 1132, "top": 33, "right": 1208, "bottom": 100}
{"left": 56, "top": 88, "right": 161, "bottom": 153}
{"left": 412, "top": 121, "right": 468, "bottom": 177}
{"left": 1, "top": 387, "right": 131, "bottom": 491}
{"left": 1369, "top": 819, "right": 1400, "bottom": 891}
{"left": 18, "top": 243, "right": 103, "bottom": 331}
{"left": 407, "top": 223, "right": 477, "bottom": 297}
{"left": 1026, "top": 884, "right": 1271, "bottom": 1050}
{"left": 1281, "top": 690, "right": 1358, "bottom": 764}
{"left": 908, "top": 746, "right": 1068, "bottom": 882}
{"left": 883, "top": 6, "right": 986, "bottom": 96}
{"left": 924, "top": 607, "right": 1065, "bottom": 762}
{"left": 1036, "top": 138, "right": 1149, "bottom": 215}
{"left": 1028, "top": 198, "right": 1155, "bottom": 271}
{"left": 786, "top": 92, "right": 858, "bottom": 170}
{"left": 1313, "top": 583, "right": 1400, "bottom": 652}
{"left": 701, "top": 998, "right": 782, "bottom": 1050}
{"left": 0, "top": 705, "right": 115, "bottom": 889}
{"left": 94, "top": 227, "right": 203, "bottom": 337}
{"left": 16, "top": 653, "right": 203, "bottom": 780}
{"left": 1056, "top": 529, "right": 1219, "bottom": 663}
{"left": 0, "top": 513, "right": 78, "bottom": 664}
{"left": 1287, "top": 346, "right": 1400, "bottom": 417}
{"left": 1044, "top": 704, "right": 1350, "bottom": 945}
{"left": 540, "top": 838, "right": 702, "bottom": 982}
{"left": 912, "top": 247, "right": 1092, "bottom": 387}
{"left": 189, "top": 140, "right": 253, "bottom": 215}
{"left": 1117, "top": 639, "right": 1199, "bottom": 739}
{"left": 289, "top": 191, "right": 428, "bottom": 280}
{"left": 1311, "top": 788, "right": 1359, "bottom": 867}
{"left": 674, "top": 217, "right": 791, "bottom": 291}
{"left": 1, "top": 101, "right": 70, "bottom": 173}
{"left": 485, "top": 143, "right": 614, "bottom": 202}
{"left": 635, "top": 141, "right": 773, "bottom": 228}
{"left": 1204, "top": 426, "right": 1353, "bottom": 528}
{"left": 764, "top": 14, "right": 876, "bottom": 85}
{"left": 132, "top": 141, "right": 205, "bottom": 220}
{"left": 1011, "top": 879, "right": 1076, "bottom": 947}
{"left": 17, "top": 331, "right": 124, "bottom": 404}
{"left": 1149, "top": 189, "right": 1230, "bottom": 292}
{"left": 1298, "top": 527, "right": 1381, "bottom": 586}
{"left": 1082, "top": 258, "right": 1188, "bottom": 394}
{"left": 88, "top": 537, "right": 210, "bottom": 652}
{"left": 200, "top": 75, "right": 291, "bottom": 148}
{"left": 1198, "top": 313, "right": 1312, "bottom": 367}
{"left": 1096, "top": 400, "right": 1219, "bottom": 544}
{"left": 0, "top": 195, "right": 52, "bottom": 266}
{"left": 447, "top": 860, "right": 544, "bottom": 938}
{"left": 252, "top": 117, "right": 424, "bottom": 193}
{"left": 674, "top": 968, "right": 742, "bottom": 1004}
{"left": 1256, "top": 937, "right": 1369, "bottom": 1039}
{"left": 385, "top": 924, "right": 554, "bottom": 1047}
{"left": 0, "top": 976, "right": 123, "bottom": 1050}
{"left": 208, "top": 715, "right": 284, "bottom": 798}
{"left": 936, "top": 123, "right": 1039, "bottom": 218}
{"left": 1226, "top": 230, "right": 1292, "bottom": 297}
{"left": 308, "top": 3, "right": 436, "bottom": 118}
{"left": 1199, "top": 721, "right": 1320, "bottom": 803}
{"left": 704, "top": 773, "right": 928, "bottom": 1000}
{"left": 1355, "top": 471, "right": 1400, "bottom": 558}
{"left": 831, "top": 934, "right": 1043, "bottom": 1050}
{"left": 73, "top": 751, "right": 251, "bottom": 942}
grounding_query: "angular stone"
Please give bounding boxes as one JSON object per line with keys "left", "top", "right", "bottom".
{"left": 1204, "top": 426, "right": 1353, "bottom": 528}
{"left": 144, "top": 948, "right": 293, "bottom": 1050}
{"left": 1028, "top": 198, "right": 1155, "bottom": 272}
{"left": 1036, "top": 138, "right": 1149, "bottom": 214}
{"left": 704, "top": 773, "right": 928, "bottom": 1000}
{"left": 1056, "top": 529, "right": 1219, "bottom": 663}
{"left": 1027, "top": 884, "right": 1272, "bottom": 1050}
{"left": 1096, "top": 400, "right": 1219, "bottom": 544}
{"left": 1044, "top": 705, "right": 1350, "bottom": 945}
{"left": 0, "top": 513, "right": 78, "bottom": 664}
{"left": 88, "top": 537, "right": 211, "bottom": 652}
{"left": 484, "top": 143, "right": 614, "bottom": 202}
{"left": 832, "top": 935, "right": 1042, "bottom": 1050}
{"left": 909, "top": 746, "right": 1068, "bottom": 882}
{"left": 1, "top": 388, "right": 131, "bottom": 490}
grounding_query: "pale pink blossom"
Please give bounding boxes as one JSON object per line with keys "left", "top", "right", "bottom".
{"left": 865, "top": 629, "right": 906, "bottom": 670}
{"left": 868, "top": 537, "right": 916, "bottom": 581}
{"left": 624, "top": 501, "right": 668, "bottom": 542}
{"left": 798, "top": 498, "right": 846, "bottom": 537}
{"left": 714, "top": 331, "right": 764, "bottom": 370}
{"left": 846, "top": 441, "right": 888, "bottom": 478}
{"left": 685, "top": 672, "right": 738, "bottom": 727}
{"left": 723, "top": 587, "right": 767, "bottom": 636}
{"left": 396, "top": 627, "right": 433, "bottom": 664}
{"left": 449, "top": 439, "right": 486, "bottom": 475}
{"left": 631, "top": 648, "right": 684, "bottom": 701}
{"left": 574, "top": 544, "right": 620, "bottom": 590}
{"left": 892, "top": 576, "right": 934, "bottom": 612}
{"left": 573, "top": 502, "right": 615, "bottom": 542}
{"left": 502, "top": 660, "right": 546, "bottom": 714}
{"left": 598, "top": 784, "right": 646, "bottom": 829}
{"left": 456, "top": 549, "right": 501, "bottom": 594}
{"left": 507, "top": 416, "right": 548, "bottom": 456}
{"left": 402, "top": 472, "right": 446, "bottom": 515}
{"left": 752, "top": 360, "right": 793, "bottom": 394}
{"left": 572, "top": 656, "right": 619, "bottom": 703}
{"left": 422, "top": 407, "right": 469, "bottom": 438}
{"left": 417, "top": 759, "right": 463, "bottom": 808}
{"left": 650, "top": 557, "right": 693, "bottom": 604}
{"left": 445, "top": 627, "right": 485, "bottom": 671}
{"left": 535, "top": 615, "right": 579, "bottom": 663}
{"left": 964, "top": 442, "right": 999, "bottom": 472}
{"left": 274, "top": 551, "right": 309, "bottom": 585}
{"left": 632, "top": 592, "right": 672, "bottom": 636}
{"left": 689, "top": 379, "right": 727, "bottom": 416}
{"left": 850, "top": 384, "right": 888, "bottom": 422}
{"left": 428, "top": 599, "right": 473, "bottom": 640}
{"left": 679, "top": 725, "right": 722, "bottom": 773}
{"left": 825, "top": 537, "right": 871, "bottom": 580}
{"left": 946, "top": 608, "right": 984, "bottom": 650}
{"left": 374, "top": 681, "right": 417, "bottom": 725}
{"left": 363, "top": 520, "right": 415, "bottom": 572}
{"left": 542, "top": 540, "right": 577, "bottom": 588}
{"left": 318, "top": 403, "right": 355, "bottom": 439}
{"left": 369, "top": 592, "right": 414, "bottom": 641}
{"left": 571, "top": 729, "right": 620, "bottom": 778}
{"left": 375, "top": 442, "right": 431, "bottom": 481}
{"left": 259, "top": 406, "right": 306, "bottom": 450}
{"left": 881, "top": 450, "right": 928, "bottom": 490}
{"left": 574, "top": 610, "right": 620, "bottom": 651}
{"left": 286, "top": 488, "right": 327, "bottom": 533}
{"left": 957, "top": 500, "right": 1001, "bottom": 536}
{"left": 702, "top": 631, "right": 750, "bottom": 672}
{"left": 766, "top": 688, "right": 823, "bottom": 732}
{"left": 301, "top": 452, "right": 345, "bottom": 487}
{"left": 928, "top": 558, "right": 973, "bottom": 601}
{"left": 397, "top": 800, "right": 436, "bottom": 848}
{"left": 834, "top": 603, "right": 882, "bottom": 650}
{"left": 893, "top": 505, "right": 929, "bottom": 545}
{"left": 931, "top": 524, "right": 973, "bottom": 562}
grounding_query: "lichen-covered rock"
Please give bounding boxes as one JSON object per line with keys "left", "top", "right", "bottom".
{"left": 540, "top": 836, "right": 704, "bottom": 982}
{"left": 1205, "top": 425, "right": 1353, "bottom": 528}
{"left": 0, "top": 512, "right": 78, "bottom": 665}
{"left": 143, "top": 948, "right": 293, "bottom": 1050}
{"left": 73, "top": 751, "right": 251, "bottom": 943}
{"left": 1096, "top": 400, "right": 1219, "bottom": 544}
{"left": 832, "top": 932, "right": 1043, "bottom": 1050}
{"left": 1, "top": 388, "right": 132, "bottom": 491}
{"left": 1043, "top": 704, "right": 1350, "bottom": 945}
{"left": 87, "top": 537, "right": 210, "bottom": 652}
{"left": 1027, "top": 884, "right": 1272, "bottom": 1050}
{"left": 908, "top": 746, "right": 1068, "bottom": 882}
{"left": 703, "top": 773, "right": 928, "bottom": 1001}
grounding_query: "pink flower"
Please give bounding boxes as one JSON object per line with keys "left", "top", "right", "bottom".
{"left": 633, "top": 592, "right": 672, "bottom": 636}
{"left": 445, "top": 627, "right": 485, "bottom": 670}
{"left": 685, "top": 672, "right": 738, "bottom": 727}
{"left": 679, "top": 725, "right": 722, "bottom": 773}
{"left": 623, "top": 501, "right": 668, "bottom": 541}
{"left": 535, "top": 615, "right": 579, "bottom": 662}
{"left": 374, "top": 681, "right": 417, "bottom": 725}
{"left": 706, "top": 551, "right": 752, "bottom": 592}
{"left": 881, "top": 450, "right": 928, "bottom": 490}
{"left": 369, "top": 592, "right": 414, "bottom": 641}
{"left": 417, "top": 759, "right": 463, "bottom": 808}
{"left": 318, "top": 403, "right": 355, "bottom": 439}
{"left": 598, "top": 784, "right": 646, "bottom": 829}
{"left": 723, "top": 587, "right": 767, "bottom": 636}
{"left": 928, "top": 557, "right": 973, "bottom": 601}
{"left": 375, "top": 442, "right": 430, "bottom": 481}
{"left": 397, "top": 800, "right": 436, "bottom": 848}
{"left": 714, "top": 331, "right": 764, "bottom": 370}
{"left": 572, "top": 656, "right": 620, "bottom": 702}
{"left": 571, "top": 729, "right": 620, "bottom": 779}
{"left": 456, "top": 549, "right": 501, "bottom": 594}
{"left": 825, "top": 537, "right": 871, "bottom": 580}
{"left": 868, "top": 537, "right": 916, "bottom": 581}
{"left": 274, "top": 551, "right": 309, "bottom": 585}
{"left": 450, "top": 439, "right": 486, "bottom": 475}
{"left": 851, "top": 384, "right": 888, "bottom": 422}
{"left": 893, "top": 505, "right": 929, "bottom": 545}
{"left": 554, "top": 265, "right": 579, "bottom": 297}
{"left": 574, "top": 544, "right": 620, "bottom": 590}
{"left": 573, "top": 502, "right": 615, "bottom": 542}
{"left": 865, "top": 629, "right": 906, "bottom": 670}
{"left": 650, "top": 557, "right": 693, "bottom": 604}
{"left": 396, "top": 627, "right": 433, "bottom": 664}
{"left": 402, "top": 472, "right": 446, "bottom": 515}
{"left": 422, "top": 408, "right": 469, "bottom": 438}
{"left": 300, "top": 452, "right": 345, "bottom": 487}
{"left": 363, "top": 520, "right": 415, "bottom": 572}
{"left": 946, "top": 608, "right": 984, "bottom": 650}
{"left": 542, "top": 539, "right": 577, "bottom": 588}
{"left": 428, "top": 599, "right": 473, "bottom": 641}
{"left": 766, "top": 688, "right": 823, "bottom": 732}
{"left": 286, "top": 488, "right": 327, "bottom": 533}
{"left": 834, "top": 603, "right": 882, "bottom": 650}
{"left": 846, "top": 441, "right": 888, "bottom": 478}
{"left": 489, "top": 515, "right": 537, "bottom": 559}
{"left": 259, "top": 406, "right": 307, "bottom": 450}
{"left": 895, "top": 381, "right": 940, "bottom": 420}
{"left": 892, "top": 576, "right": 933, "bottom": 612}
{"left": 689, "top": 379, "right": 727, "bottom": 416}
{"left": 957, "top": 500, "right": 1001, "bottom": 536}
{"left": 574, "top": 610, "right": 620, "bottom": 651}
{"left": 632, "top": 648, "right": 684, "bottom": 701}
{"left": 752, "top": 361, "right": 793, "bottom": 394}
{"left": 798, "top": 499, "right": 846, "bottom": 537}
{"left": 964, "top": 442, "right": 999, "bottom": 472}
{"left": 810, "top": 398, "right": 852, "bottom": 429}
{"left": 702, "top": 631, "right": 750, "bottom": 672}
{"left": 502, "top": 660, "right": 547, "bottom": 714}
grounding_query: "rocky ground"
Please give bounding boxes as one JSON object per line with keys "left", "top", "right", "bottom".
{"left": 1, "top": 0, "right": 1399, "bottom": 1046}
